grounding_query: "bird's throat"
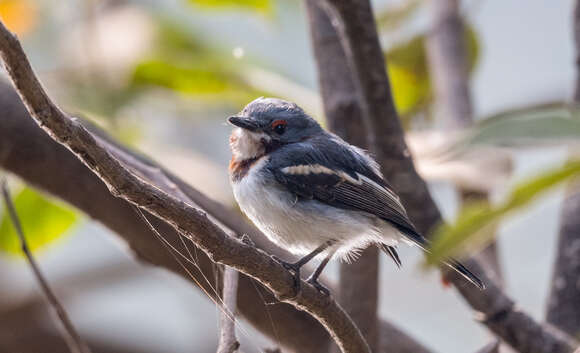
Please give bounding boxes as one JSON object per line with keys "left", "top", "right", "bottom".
{"left": 229, "top": 128, "right": 266, "bottom": 161}
{"left": 229, "top": 156, "right": 261, "bottom": 182}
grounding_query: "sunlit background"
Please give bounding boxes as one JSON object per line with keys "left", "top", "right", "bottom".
{"left": 0, "top": 0, "right": 577, "bottom": 352}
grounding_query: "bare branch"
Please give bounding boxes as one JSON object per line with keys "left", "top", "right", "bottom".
{"left": 217, "top": 265, "right": 240, "bottom": 353}
{"left": 574, "top": 0, "right": 580, "bottom": 102}
{"left": 547, "top": 0, "right": 580, "bottom": 338}
{"left": 0, "top": 178, "right": 92, "bottom": 353}
{"left": 305, "top": 1, "right": 379, "bottom": 352}
{"left": 547, "top": 175, "right": 580, "bottom": 338}
{"left": 0, "top": 19, "right": 369, "bottom": 353}
{"left": 425, "top": 0, "right": 472, "bottom": 128}
{"left": 319, "top": 0, "right": 578, "bottom": 352}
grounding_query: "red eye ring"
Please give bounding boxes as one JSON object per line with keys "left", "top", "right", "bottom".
{"left": 271, "top": 120, "right": 287, "bottom": 134}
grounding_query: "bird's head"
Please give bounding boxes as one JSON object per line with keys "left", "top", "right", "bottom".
{"left": 228, "top": 97, "right": 322, "bottom": 161}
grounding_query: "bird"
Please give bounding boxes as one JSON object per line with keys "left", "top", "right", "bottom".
{"left": 227, "top": 97, "right": 484, "bottom": 295}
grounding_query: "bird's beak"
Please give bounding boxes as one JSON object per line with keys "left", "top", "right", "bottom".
{"left": 227, "top": 116, "right": 260, "bottom": 132}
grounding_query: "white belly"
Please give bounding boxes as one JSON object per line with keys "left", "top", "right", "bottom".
{"left": 231, "top": 158, "right": 401, "bottom": 261}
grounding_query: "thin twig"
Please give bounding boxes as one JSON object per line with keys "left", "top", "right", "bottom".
{"left": 0, "top": 178, "right": 92, "bottom": 353}
{"left": 217, "top": 265, "right": 240, "bottom": 353}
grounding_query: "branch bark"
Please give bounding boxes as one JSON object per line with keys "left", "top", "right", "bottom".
{"left": 546, "top": 0, "right": 580, "bottom": 339}
{"left": 425, "top": 0, "right": 472, "bottom": 128}
{"left": 320, "top": 0, "right": 578, "bottom": 352}
{"left": 306, "top": 1, "right": 379, "bottom": 352}
{"left": 547, "top": 183, "right": 580, "bottom": 337}
{"left": 217, "top": 265, "right": 240, "bottom": 353}
{"left": 0, "top": 20, "right": 369, "bottom": 353}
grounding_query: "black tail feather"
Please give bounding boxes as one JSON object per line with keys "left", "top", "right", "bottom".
{"left": 444, "top": 258, "right": 486, "bottom": 290}
{"left": 394, "top": 228, "right": 486, "bottom": 290}
{"left": 380, "top": 244, "right": 402, "bottom": 268}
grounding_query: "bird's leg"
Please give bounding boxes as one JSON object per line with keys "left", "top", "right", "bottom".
{"left": 306, "top": 250, "right": 334, "bottom": 296}
{"left": 272, "top": 240, "right": 334, "bottom": 293}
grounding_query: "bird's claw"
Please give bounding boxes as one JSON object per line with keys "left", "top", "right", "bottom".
{"left": 306, "top": 277, "right": 330, "bottom": 296}
{"left": 271, "top": 255, "right": 301, "bottom": 294}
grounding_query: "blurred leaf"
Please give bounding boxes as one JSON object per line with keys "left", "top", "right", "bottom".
{"left": 385, "top": 24, "right": 479, "bottom": 120}
{"left": 128, "top": 20, "right": 268, "bottom": 105}
{"left": 386, "top": 35, "right": 431, "bottom": 118}
{"left": 155, "top": 20, "right": 210, "bottom": 57}
{"left": 0, "top": 187, "right": 79, "bottom": 255}
{"left": 426, "top": 160, "right": 580, "bottom": 266}
{"left": 457, "top": 103, "right": 580, "bottom": 148}
{"left": 131, "top": 60, "right": 262, "bottom": 103}
{"left": 464, "top": 23, "right": 480, "bottom": 75}
{"left": 0, "top": 0, "right": 37, "bottom": 36}
{"left": 188, "top": 0, "right": 271, "bottom": 13}
{"left": 376, "top": 0, "right": 422, "bottom": 32}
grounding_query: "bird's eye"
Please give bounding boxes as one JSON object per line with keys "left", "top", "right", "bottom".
{"left": 271, "top": 120, "right": 287, "bottom": 135}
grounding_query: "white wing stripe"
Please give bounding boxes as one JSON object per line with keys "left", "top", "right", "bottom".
{"left": 281, "top": 164, "right": 362, "bottom": 185}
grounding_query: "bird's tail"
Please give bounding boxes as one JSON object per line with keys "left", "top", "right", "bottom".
{"left": 394, "top": 226, "right": 486, "bottom": 290}
{"left": 442, "top": 258, "right": 485, "bottom": 290}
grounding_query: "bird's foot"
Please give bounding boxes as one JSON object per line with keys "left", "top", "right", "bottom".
{"left": 306, "top": 276, "right": 330, "bottom": 296}
{"left": 271, "top": 255, "right": 301, "bottom": 294}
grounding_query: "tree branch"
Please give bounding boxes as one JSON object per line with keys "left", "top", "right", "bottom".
{"left": 217, "top": 265, "right": 240, "bottom": 353}
{"left": 546, "top": 0, "right": 580, "bottom": 338}
{"left": 0, "top": 19, "right": 370, "bottom": 353}
{"left": 0, "top": 178, "right": 92, "bottom": 353}
{"left": 547, "top": 169, "right": 580, "bottom": 339}
{"left": 425, "top": 0, "right": 472, "bottom": 128}
{"left": 320, "top": 0, "right": 578, "bottom": 351}
{"left": 305, "top": 1, "right": 380, "bottom": 352}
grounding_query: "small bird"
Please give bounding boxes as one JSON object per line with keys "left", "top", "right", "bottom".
{"left": 228, "top": 97, "right": 484, "bottom": 294}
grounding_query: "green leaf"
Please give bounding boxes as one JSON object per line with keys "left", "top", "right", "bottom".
{"left": 188, "top": 0, "right": 271, "bottom": 13}
{"left": 0, "top": 187, "right": 79, "bottom": 255}
{"left": 426, "top": 160, "right": 580, "bottom": 266}
{"left": 131, "top": 60, "right": 263, "bottom": 104}
{"left": 457, "top": 103, "right": 580, "bottom": 148}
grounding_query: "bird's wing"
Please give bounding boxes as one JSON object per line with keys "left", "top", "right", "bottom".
{"left": 269, "top": 139, "right": 486, "bottom": 290}
{"left": 268, "top": 140, "right": 424, "bottom": 245}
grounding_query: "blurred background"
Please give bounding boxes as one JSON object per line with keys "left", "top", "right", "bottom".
{"left": 0, "top": 0, "right": 577, "bottom": 352}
